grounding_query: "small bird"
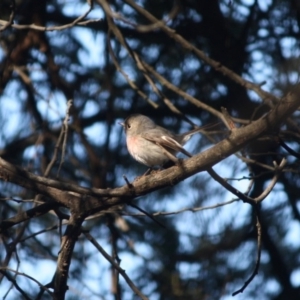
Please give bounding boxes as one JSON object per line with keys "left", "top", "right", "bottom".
{"left": 120, "top": 114, "right": 203, "bottom": 168}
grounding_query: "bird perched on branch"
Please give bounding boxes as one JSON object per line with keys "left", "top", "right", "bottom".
{"left": 120, "top": 114, "right": 204, "bottom": 168}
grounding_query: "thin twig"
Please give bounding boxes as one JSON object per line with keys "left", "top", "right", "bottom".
{"left": 253, "top": 159, "right": 287, "bottom": 202}
{"left": 0, "top": 0, "right": 100, "bottom": 32}
{"left": 232, "top": 207, "right": 262, "bottom": 296}
{"left": 221, "top": 107, "right": 236, "bottom": 130}
{"left": 125, "top": 198, "right": 239, "bottom": 217}
{"left": 127, "top": 202, "right": 166, "bottom": 227}
{"left": 139, "top": 59, "right": 226, "bottom": 121}
{"left": 278, "top": 137, "right": 300, "bottom": 159}
{"left": 57, "top": 99, "right": 73, "bottom": 177}
{"left": 123, "top": 175, "right": 133, "bottom": 188}
{"left": 107, "top": 218, "right": 121, "bottom": 299}
{"left": 0, "top": 18, "right": 101, "bottom": 31}
{"left": 0, "top": 0, "right": 15, "bottom": 32}
{"left": 83, "top": 231, "right": 149, "bottom": 300}
{"left": 111, "top": 1, "right": 180, "bottom": 33}
{"left": 0, "top": 269, "right": 31, "bottom": 300}
{"left": 0, "top": 268, "right": 53, "bottom": 297}
{"left": 207, "top": 158, "right": 287, "bottom": 205}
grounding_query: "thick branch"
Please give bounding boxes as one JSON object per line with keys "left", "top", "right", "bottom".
{"left": 53, "top": 214, "right": 84, "bottom": 300}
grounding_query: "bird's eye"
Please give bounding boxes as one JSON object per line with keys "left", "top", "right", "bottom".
{"left": 127, "top": 123, "right": 131, "bottom": 129}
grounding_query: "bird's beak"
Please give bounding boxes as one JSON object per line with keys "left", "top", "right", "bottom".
{"left": 118, "top": 121, "right": 125, "bottom": 127}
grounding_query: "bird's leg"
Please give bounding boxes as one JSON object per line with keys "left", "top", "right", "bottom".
{"left": 143, "top": 168, "right": 152, "bottom": 176}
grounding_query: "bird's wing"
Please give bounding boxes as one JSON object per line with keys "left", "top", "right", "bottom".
{"left": 142, "top": 132, "right": 192, "bottom": 158}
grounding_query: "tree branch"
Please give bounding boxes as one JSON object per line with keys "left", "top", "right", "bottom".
{"left": 53, "top": 214, "right": 84, "bottom": 300}
{"left": 84, "top": 231, "right": 149, "bottom": 300}
{"left": 0, "top": 88, "right": 299, "bottom": 217}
